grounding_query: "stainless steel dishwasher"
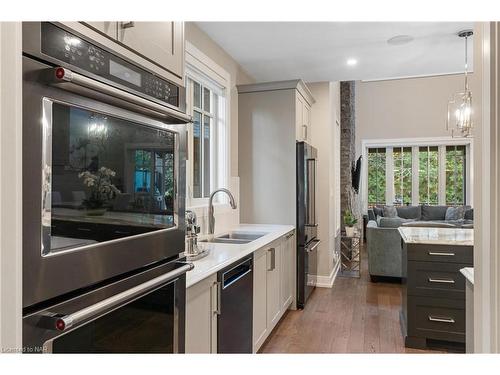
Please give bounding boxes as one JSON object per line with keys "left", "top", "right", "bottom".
{"left": 217, "top": 255, "right": 253, "bottom": 353}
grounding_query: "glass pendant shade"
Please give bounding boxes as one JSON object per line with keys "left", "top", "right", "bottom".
{"left": 447, "top": 30, "right": 473, "bottom": 138}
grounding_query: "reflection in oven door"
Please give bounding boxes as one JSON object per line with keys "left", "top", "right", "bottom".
{"left": 45, "top": 100, "right": 177, "bottom": 255}
{"left": 52, "top": 283, "right": 176, "bottom": 353}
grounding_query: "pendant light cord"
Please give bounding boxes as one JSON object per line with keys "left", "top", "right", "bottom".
{"left": 464, "top": 34, "right": 469, "bottom": 91}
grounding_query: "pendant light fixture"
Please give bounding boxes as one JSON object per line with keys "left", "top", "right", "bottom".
{"left": 446, "top": 30, "right": 473, "bottom": 138}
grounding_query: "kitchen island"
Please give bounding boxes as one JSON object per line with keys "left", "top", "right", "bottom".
{"left": 398, "top": 227, "right": 473, "bottom": 351}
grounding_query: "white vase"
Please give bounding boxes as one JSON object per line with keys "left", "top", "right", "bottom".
{"left": 345, "top": 226, "right": 355, "bottom": 237}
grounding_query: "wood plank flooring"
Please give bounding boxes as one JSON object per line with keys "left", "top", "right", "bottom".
{"left": 260, "top": 245, "right": 442, "bottom": 353}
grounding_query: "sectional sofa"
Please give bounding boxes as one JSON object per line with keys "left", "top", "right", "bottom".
{"left": 366, "top": 205, "right": 473, "bottom": 280}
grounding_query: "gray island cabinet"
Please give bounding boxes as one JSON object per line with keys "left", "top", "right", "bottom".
{"left": 398, "top": 227, "right": 473, "bottom": 351}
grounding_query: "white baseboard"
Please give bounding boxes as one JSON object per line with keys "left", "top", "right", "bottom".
{"left": 313, "top": 261, "right": 340, "bottom": 288}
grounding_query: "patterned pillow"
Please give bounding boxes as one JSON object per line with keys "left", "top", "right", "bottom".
{"left": 445, "top": 206, "right": 465, "bottom": 221}
{"left": 383, "top": 205, "right": 398, "bottom": 218}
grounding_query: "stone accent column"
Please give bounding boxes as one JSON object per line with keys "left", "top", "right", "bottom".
{"left": 340, "top": 81, "right": 361, "bottom": 231}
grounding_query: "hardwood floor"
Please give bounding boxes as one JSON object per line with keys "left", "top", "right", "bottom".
{"left": 260, "top": 245, "right": 443, "bottom": 354}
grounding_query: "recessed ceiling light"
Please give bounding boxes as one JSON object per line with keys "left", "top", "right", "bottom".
{"left": 387, "top": 35, "right": 414, "bottom": 46}
{"left": 347, "top": 58, "right": 358, "bottom": 66}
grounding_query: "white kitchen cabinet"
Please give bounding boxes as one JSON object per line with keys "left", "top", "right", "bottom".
{"left": 252, "top": 232, "right": 295, "bottom": 352}
{"left": 280, "top": 232, "right": 295, "bottom": 311}
{"left": 84, "top": 22, "right": 117, "bottom": 39}
{"left": 239, "top": 80, "right": 315, "bottom": 226}
{"left": 117, "top": 21, "right": 185, "bottom": 79}
{"left": 80, "top": 21, "right": 184, "bottom": 80}
{"left": 253, "top": 247, "right": 268, "bottom": 351}
{"left": 185, "top": 274, "right": 218, "bottom": 353}
{"left": 296, "top": 92, "right": 312, "bottom": 143}
{"left": 266, "top": 242, "right": 282, "bottom": 329}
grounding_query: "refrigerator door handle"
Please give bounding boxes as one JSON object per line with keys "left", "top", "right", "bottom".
{"left": 305, "top": 158, "right": 317, "bottom": 227}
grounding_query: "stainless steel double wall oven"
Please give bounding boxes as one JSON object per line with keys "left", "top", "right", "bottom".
{"left": 22, "top": 22, "right": 191, "bottom": 353}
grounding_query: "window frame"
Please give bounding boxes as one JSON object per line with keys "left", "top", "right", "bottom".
{"left": 361, "top": 137, "right": 473, "bottom": 211}
{"left": 185, "top": 42, "right": 231, "bottom": 208}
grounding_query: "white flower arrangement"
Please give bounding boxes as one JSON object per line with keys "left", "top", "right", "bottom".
{"left": 78, "top": 167, "right": 120, "bottom": 209}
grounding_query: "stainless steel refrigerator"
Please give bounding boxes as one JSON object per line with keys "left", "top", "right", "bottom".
{"left": 296, "top": 141, "right": 320, "bottom": 309}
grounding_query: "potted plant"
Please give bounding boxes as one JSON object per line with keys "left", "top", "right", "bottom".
{"left": 78, "top": 167, "right": 120, "bottom": 216}
{"left": 343, "top": 209, "right": 358, "bottom": 237}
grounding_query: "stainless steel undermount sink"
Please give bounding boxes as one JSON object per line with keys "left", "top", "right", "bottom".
{"left": 200, "top": 231, "right": 269, "bottom": 245}
{"left": 217, "top": 231, "right": 268, "bottom": 241}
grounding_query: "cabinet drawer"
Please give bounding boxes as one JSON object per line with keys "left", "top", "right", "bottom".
{"left": 408, "top": 261, "right": 468, "bottom": 299}
{"left": 408, "top": 296, "right": 465, "bottom": 343}
{"left": 407, "top": 244, "right": 473, "bottom": 264}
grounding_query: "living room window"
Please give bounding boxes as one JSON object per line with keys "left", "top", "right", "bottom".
{"left": 367, "top": 148, "right": 386, "bottom": 206}
{"left": 393, "top": 147, "right": 412, "bottom": 205}
{"left": 445, "top": 145, "right": 466, "bottom": 205}
{"left": 418, "top": 146, "right": 439, "bottom": 205}
{"left": 363, "top": 139, "right": 471, "bottom": 209}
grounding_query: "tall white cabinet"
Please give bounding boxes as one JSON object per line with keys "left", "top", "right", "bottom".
{"left": 238, "top": 79, "right": 315, "bottom": 226}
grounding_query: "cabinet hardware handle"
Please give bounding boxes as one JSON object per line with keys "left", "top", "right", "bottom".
{"left": 302, "top": 124, "right": 307, "bottom": 140}
{"left": 267, "top": 248, "right": 276, "bottom": 271}
{"left": 285, "top": 233, "right": 294, "bottom": 239}
{"left": 428, "top": 278, "right": 455, "bottom": 284}
{"left": 213, "top": 281, "right": 221, "bottom": 315}
{"left": 121, "top": 21, "right": 135, "bottom": 29}
{"left": 428, "top": 316, "right": 455, "bottom": 324}
{"left": 428, "top": 251, "right": 455, "bottom": 256}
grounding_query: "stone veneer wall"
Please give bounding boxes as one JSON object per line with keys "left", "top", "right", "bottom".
{"left": 340, "top": 81, "right": 362, "bottom": 231}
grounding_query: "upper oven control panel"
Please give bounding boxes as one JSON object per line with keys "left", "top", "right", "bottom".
{"left": 40, "top": 23, "right": 179, "bottom": 108}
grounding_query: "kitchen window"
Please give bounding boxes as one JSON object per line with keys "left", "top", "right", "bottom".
{"left": 185, "top": 51, "right": 229, "bottom": 206}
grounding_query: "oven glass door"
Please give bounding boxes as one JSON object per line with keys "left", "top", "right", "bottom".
{"left": 42, "top": 98, "right": 178, "bottom": 255}
{"left": 50, "top": 281, "right": 178, "bottom": 353}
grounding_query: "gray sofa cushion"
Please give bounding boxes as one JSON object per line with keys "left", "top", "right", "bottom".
{"left": 402, "top": 221, "right": 457, "bottom": 228}
{"left": 383, "top": 206, "right": 398, "bottom": 218}
{"left": 445, "top": 206, "right": 465, "bottom": 220}
{"left": 421, "top": 205, "right": 449, "bottom": 221}
{"left": 378, "top": 217, "right": 415, "bottom": 228}
{"left": 465, "top": 208, "right": 474, "bottom": 220}
{"left": 396, "top": 205, "right": 421, "bottom": 220}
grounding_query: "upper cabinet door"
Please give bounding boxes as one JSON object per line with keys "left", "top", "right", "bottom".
{"left": 84, "top": 22, "right": 118, "bottom": 39}
{"left": 117, "top": 22, "right": 185, "bottom": 79}
{"left": 303, "top": 103, "right": 311, "bottom": 143}
{"left": 296, "top": 94, "right": 305, "bottom": 141}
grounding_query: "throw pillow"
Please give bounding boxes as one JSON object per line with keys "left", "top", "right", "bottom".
{"left": 373, "top": 206, "right": 384, "bottom": 217}
{"left": 383, "top": 205, "right": 398, "bottom": 218}
{"left": 445, "top": 206, "right": 465, "bottom": 221}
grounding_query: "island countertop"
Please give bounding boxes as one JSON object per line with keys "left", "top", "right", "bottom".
{"left": 398, "top": 226, "right": 473, "bottom": 246}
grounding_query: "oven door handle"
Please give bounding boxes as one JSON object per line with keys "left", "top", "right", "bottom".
{"left": 46, "top": 262, "right": 193, "bottom": 332}
{"left": 48, "top": 67, "right": 192, "bottom": 123}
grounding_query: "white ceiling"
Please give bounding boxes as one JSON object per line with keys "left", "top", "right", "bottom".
{"left": 195, "top": 22, "right": 475, "bottom": 82}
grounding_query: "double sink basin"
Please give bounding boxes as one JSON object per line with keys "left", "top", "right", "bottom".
{"left": 200, "top": 231, "right": 269, "bottom": 245}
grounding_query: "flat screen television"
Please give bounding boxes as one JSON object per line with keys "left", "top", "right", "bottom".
{"left": 352, "top": 156, "right": 362, "bottom": 194}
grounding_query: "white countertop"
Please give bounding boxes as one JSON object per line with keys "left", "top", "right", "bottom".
{"left": 398, "top": 227, "right": 474, "bottom": 246}
{"left": 186, "top": 224, "right": 295, "bottom": 288}
{"left": 460, "top": 267, "right": 474, "bottom": 285}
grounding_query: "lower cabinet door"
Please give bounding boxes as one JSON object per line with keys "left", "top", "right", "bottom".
{"left": 253, "top": 248, "right": 268, "bottom": 352}
{"left": 185, "top": 274, "right": 217, "bottom": 353}
{"left": 280, "top": 233, "right": 294, "bottom": 311}
{"left": 266, "top": 242, "right": 282, "bottom": 330}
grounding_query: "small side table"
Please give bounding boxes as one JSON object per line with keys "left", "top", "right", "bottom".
{"left": 340, "top": 234, "right": 361, "bottom": 278}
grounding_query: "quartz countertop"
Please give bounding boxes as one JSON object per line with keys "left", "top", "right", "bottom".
{"left": 398, "top": 227, "right": 473, "bottom": 246}
{"left": 460, "top": 267, "right": 474, "bottom": 285}
{"left": 186, "top": 224, "right": 295, "bottom": 288}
